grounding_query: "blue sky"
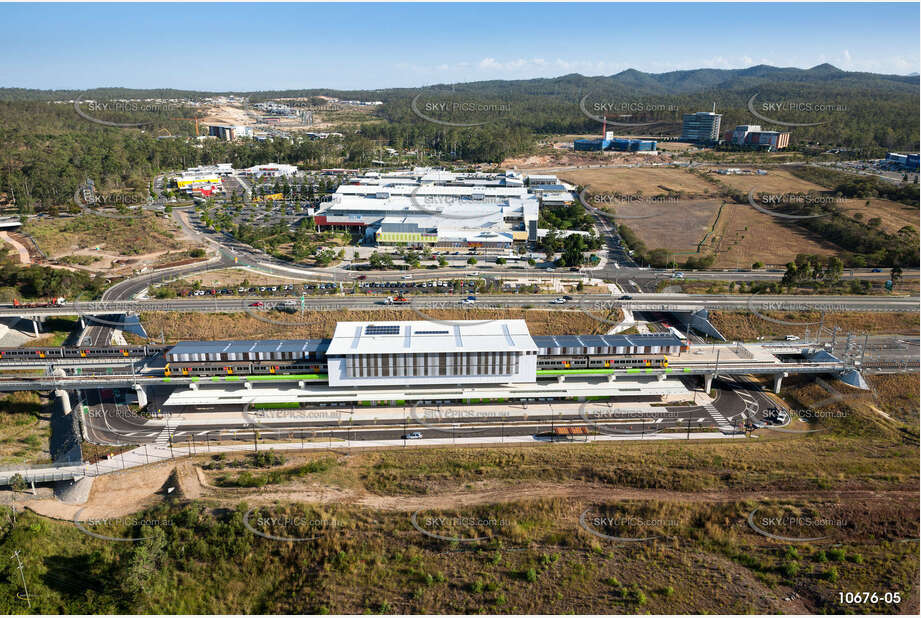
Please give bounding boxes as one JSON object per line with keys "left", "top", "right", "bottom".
{"left": 1, "top": 2, "right": 918, "bottom": 90}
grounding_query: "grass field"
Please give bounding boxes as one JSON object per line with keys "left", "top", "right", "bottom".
{"left": 706, "top": 167, "right": 828, "bottom": 194}
{"left": 710, "top": 168, "right": 919, "bottom": 236}
{"left": 709, "top": 311, "right": 920, "bottom": 340}
{"left": 605, "top": 199, "right": 723, "bottom": 254}
{"left": 129, "top": 307, "right": 623, "bottom": 343}
{"left": 559, "top": 167, "right": 717, "bottom": 197}
{"left": 710, "top": 202, "right": 841, "bottom": 268}
{"left": 0, "top": 391, "right": 50, "bottom": 465}
{"left": 3, "top": 372, "right": 918, "bottom": 614}
{"left": 22, "top": 316, "right": 78, "bottom": 347}
{"left": 22, "top": 213, "right": 184, "bottom": 258}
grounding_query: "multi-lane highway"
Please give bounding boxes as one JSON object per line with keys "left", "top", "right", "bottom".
{"left": 2, "top": 293, "right": 917, "bottom": 319}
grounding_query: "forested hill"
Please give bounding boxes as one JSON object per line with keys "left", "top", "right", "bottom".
{"left": 1, "top": 63, "right": 917, "bottom": 101}
{"left": 3, "top": 64, "right": 917, "bottom": 149}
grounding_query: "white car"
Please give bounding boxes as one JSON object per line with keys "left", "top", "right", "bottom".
{"left": 551, "top": 298, "right": 567, "bottom": 304}
{"left": 785, "top": 335, "right": 801, "bottom": 341}
{"left": 401, "top": 274, "right": 412, "bottom": 280}
{"left": 462, "top": 299, "right": 476, "bottom": 305}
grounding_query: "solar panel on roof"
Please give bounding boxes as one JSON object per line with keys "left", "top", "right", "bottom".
{"left": 365, "top": 325, "right": 400, "bottom": 336}
{"left": 414, "top": 330, "right": 449, "bottom": 335}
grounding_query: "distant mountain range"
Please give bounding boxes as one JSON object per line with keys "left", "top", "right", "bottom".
{"left": 0, "top": 64, "right": 917, "bottom": 101}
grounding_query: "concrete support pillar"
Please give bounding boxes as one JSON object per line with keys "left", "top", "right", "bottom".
{"left": 244, "top": 382, "right": 252, "bottom": 390}
{"left": 32, "top": 317, "right": 39, "bottom": 337}
{"left": 78, "top": 317, "right": 86, "bottom": 330}
{"left": 773, "top": 374, "right": 784, "bottom": 394}
{"left": 657, "top": 373, "right": 666, "bottom": 382}
{"left": 607, "top": 373, "right": 616, "bottom": 382}
{"left": 298, "top": 381, "right": 305, "bottom": 389}
{"left": 133, "top": 384, "right": 148, "bottom": 408}
{"left": 704, "top": 373, "right": 714, "bottom": 395}
{"left": 189, "top": 383, "right": 198, "bottom": 391}
{"left": 54, "top": 389, "right": 72, "bottom": 414}
{"left": 557, "top": 375, "right": 566, "bottom": 383}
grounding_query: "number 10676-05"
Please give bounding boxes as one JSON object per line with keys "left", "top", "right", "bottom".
{"left": 838, "top": 592, "right": 901, "bottom": 605}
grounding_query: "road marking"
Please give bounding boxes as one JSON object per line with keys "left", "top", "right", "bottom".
{"left": 704, "top": 403, "right": 734, "bottom": 432}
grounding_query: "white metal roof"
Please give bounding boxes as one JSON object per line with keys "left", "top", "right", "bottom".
{"left": 326, "top": 320, "right": 537, "bottom": 356}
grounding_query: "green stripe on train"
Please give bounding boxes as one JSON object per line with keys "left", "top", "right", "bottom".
{"left": 245, "top": 374, "right": 328, "bottom": 381}
{"left": 536, "top": 369, "right": 616, "bottom": 376}
{"left": 252, "top": 402, "right": 300, "bottom": 409}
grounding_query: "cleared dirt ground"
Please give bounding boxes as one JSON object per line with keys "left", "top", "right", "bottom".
{"left": 711, "top": 202, "right": 842, "bottom": 268}
{"left": 559, "top": 167, "right": 718, "bottom": 196}
{"left": 609, "top": 199, "right": 723, "bottom": 253}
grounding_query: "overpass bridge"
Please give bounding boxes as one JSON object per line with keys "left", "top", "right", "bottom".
{"left": 0, "top": 294, "right": 917, "bottom": 319}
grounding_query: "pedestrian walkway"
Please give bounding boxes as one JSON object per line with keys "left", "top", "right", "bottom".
{"left": 704, "top": 402, "right": 735, "bottom": 433}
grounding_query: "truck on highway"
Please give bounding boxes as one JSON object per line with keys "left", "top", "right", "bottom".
{"left": 12, "top": 297, "right": 66, "bottom": 308}
{"left": 384, "top": 294, "right": 410, "bottom": 305}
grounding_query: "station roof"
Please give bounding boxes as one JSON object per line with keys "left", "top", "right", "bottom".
{"left": 168, "top": 339, "right": 329, "bottom": 356}
{"left": 531, "top": 333, "right": 683, "bottom": 349}
{"left": 325, "top": 320, "right": 538, "bottom": 356}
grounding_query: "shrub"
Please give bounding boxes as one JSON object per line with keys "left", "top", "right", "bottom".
{"left": 524, "top": 568, "right": 538, "bottom": 583}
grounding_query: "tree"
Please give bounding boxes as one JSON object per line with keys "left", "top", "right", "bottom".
{"left": 751, "top": 261, "right": 764, "bottom": 269}
{"left": 369, "top": 252, "right": 393, "bottom": 269}
{"left": 438, "top": 257, "right": 448, "bottom": 267}
{"left": 9, "top": 473, "right": 26, "bottom": 493}
{"left": 467, "top": 257, "right": 478, "bottom": 265}
{"left": 122, "top": 526, "right": 168, "bottom": 600}
{"left": 891, "top": 265, "right": 903, "bottom": 284}
{"left": 496, "top": 257, "right": 507, "bottom": 265}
